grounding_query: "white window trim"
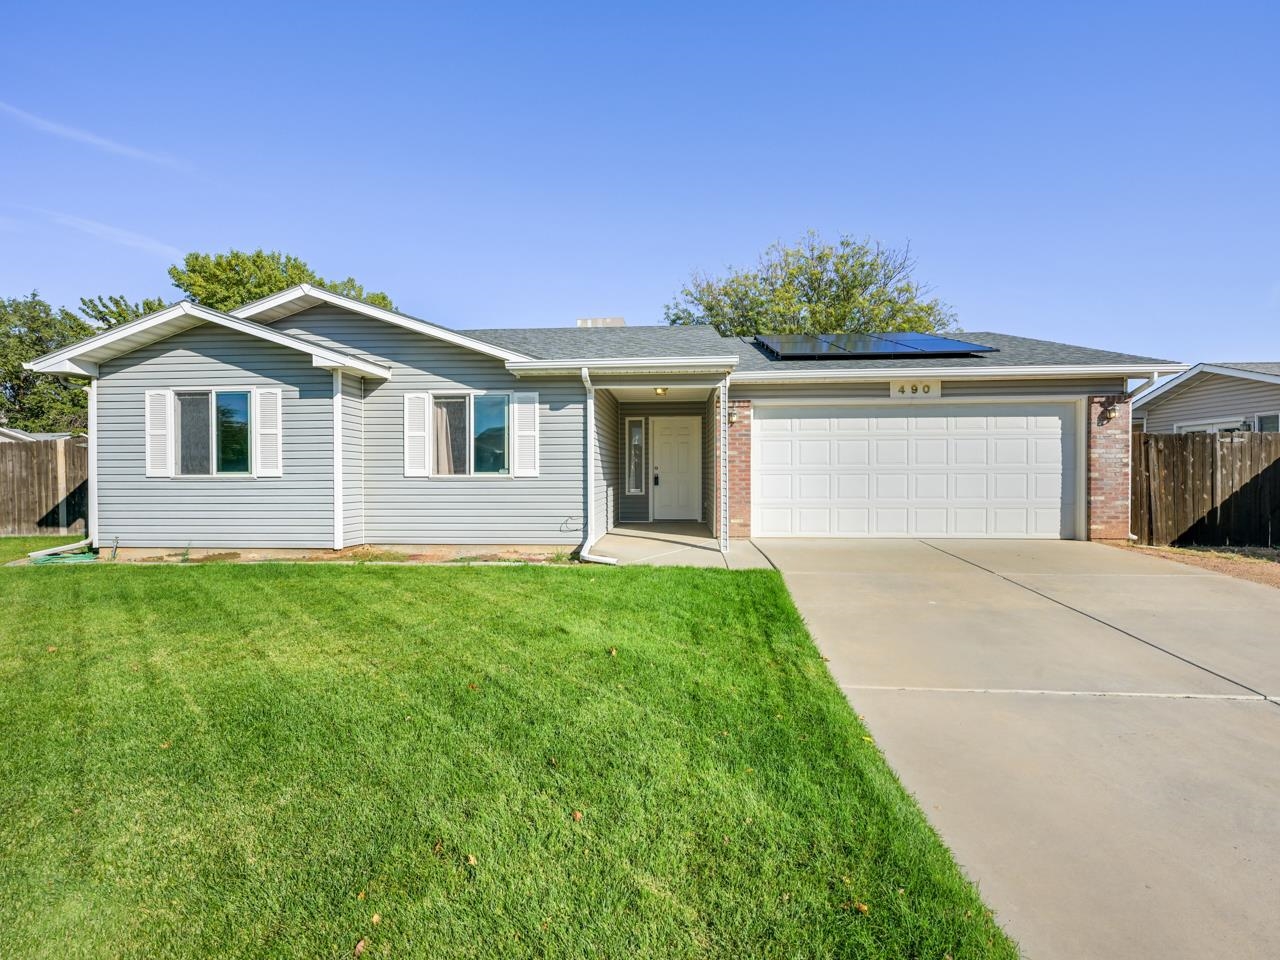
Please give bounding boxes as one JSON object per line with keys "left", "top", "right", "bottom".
{"left": 1173, "top": 418, "right": 1249, "bottom": 434}
{"left": 624, "top": 417, "right": 646, "bottom": 496}
{"left": 168, "top": 386, "right": 262, "bottom": 479}
{"left": 1255, "top": 411, "right": 1280, "bottom": 432}
{"left": 424, "top": 390, "right": 515, "bottom": 479}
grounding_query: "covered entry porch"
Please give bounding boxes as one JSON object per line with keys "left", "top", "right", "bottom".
{"left": 584, "top": 371, "right": 733, "bottom": 557}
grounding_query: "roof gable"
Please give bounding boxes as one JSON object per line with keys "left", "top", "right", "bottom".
{"left": 1134, "top": 363, "right": 1280, "bottom": 409}
{"left": 231, "top": 285, "right": 529, "bottom": 364}
{"left": 24, "top": 301, "right": 391, "bottom": 379}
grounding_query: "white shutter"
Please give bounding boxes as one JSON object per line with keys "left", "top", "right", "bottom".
{"left": 512, "top": 391, "right": 539, "bottom": 477}
{"left": 144, "top": 390, "right": 172, "bottom": 477}
{"left": 404, "top": 393, "right": 431, "bottom": 477}
{"left": 255, "top": 388, "right": 283, "bottom": 477}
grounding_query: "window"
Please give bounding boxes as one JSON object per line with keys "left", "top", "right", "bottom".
{"left": 1257, "top": 413, "right": 1280, "bottom": 433}
{"left": 625, "top": 417, "right": 645, "bottom": 495}
{"left": 175, "top": 390, "right": 252, "bottom": 475}
{"left": 473, "top": 394, "right": 509, "bottom": 474}
{"left": 431, "top": 393, "right": 510, "bottom": 476}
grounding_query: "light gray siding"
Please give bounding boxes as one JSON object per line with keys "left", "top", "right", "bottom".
{"left": 277, "top": 307, "right": 586, "bottom": 545}
{"left": 730, "top": 377, "right": 1127, "bottom": 401}
{"left": 97, "top": 325, "right": 334, "bottom": 548}
{"left": 1140, "top": 374, "right": 1280, "bottom": 433}
{"left": 340, "top": 373, "right": 364, "bottom": 547}
{"left": 594, "top": 388, "right": 619, "bottom": 534}
{"left": 615, "top": 401, "right": 709, "bottom": 523}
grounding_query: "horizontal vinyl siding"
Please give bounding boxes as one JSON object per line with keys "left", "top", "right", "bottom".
{"left": 97, "top": 326, "right": 334, "bottom": 548}
{"left": 731, "top": 378, "right": 1127, "bottom": 402}
{"left": 341, "top": 373, "right": 364, "bottom": 547}
{"left": 1141, "top": 374, "right": 1280, "bottom": 433}
{"left": 278, "top": 307, "right": 585, "bottom": 544}
{"left": 595, "top": 389, "right": 619, "bottom": 534}
{"left": 616, "top": 401, "right": 707, "bottom": 523}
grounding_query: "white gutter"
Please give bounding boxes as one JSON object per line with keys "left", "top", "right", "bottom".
{"left": 508, "top": 356, "right": 739, "bottom": 377}
{"left": 729, "top": 363, "right": 1189, "bottom": 384}
{"left": 577, "top": 366, "right": 618, "bottom": 566}
{"left": 1125, "top": 370, "right": 1164, "bottom": 400}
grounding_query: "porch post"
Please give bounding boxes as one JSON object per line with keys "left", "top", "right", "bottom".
{"left": 719, "top": 379, "right": 729, "bottom": 553}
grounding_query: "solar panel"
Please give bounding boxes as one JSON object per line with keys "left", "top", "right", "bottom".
{"left": 754, "top": 332, "right": 997, "bottom": 360}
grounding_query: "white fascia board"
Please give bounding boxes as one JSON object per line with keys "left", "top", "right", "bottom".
{"left": 729, "top": 363, "right": 1188, "bottom": 385}
{"left": 23, "top": 358, "right": 99, "bottom": 377}
{"left": 506, "top": 356, "right": 740, "bottom": 377}
{"left": 25, "top": 300, "right": 390, "bottom": 380}
{"left": 1133, "top": 363, "right": 1280, "bottom": 409}
{"left": 232, "top": 284, "right": 530, "bottom": 364}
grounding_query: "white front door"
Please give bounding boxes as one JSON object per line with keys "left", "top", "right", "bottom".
{"left": 652, "top": 416, "right": 701, "bottom": 521}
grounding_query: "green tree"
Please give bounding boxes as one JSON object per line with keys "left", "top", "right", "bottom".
{"left": 79, "top": 293, "right": 170, "bottom": 329}
{"left": 664, "top": 232, "right": 955, "bottom": 337}
{"left": 168, "top": 249, "right": 394, "bottom": 313}
{"left": 1, "top": 293, "right": 95, "bottom": 433}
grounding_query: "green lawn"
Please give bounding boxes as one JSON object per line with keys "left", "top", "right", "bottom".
{"left": 0, "top": 555, "right": 1015, "bottom": 959}
{"left": 0, "top": 534, "right": 85, "bottom": 564}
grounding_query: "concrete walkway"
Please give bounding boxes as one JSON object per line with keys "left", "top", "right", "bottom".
{"left": 591, "top": 523, "right": 772, "bottom": 569}
{"left": 756, "top": 538, "right": 1280, "bottom": 960}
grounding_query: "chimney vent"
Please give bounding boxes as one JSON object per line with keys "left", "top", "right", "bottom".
{"left": 576, "top": 317, "right": 625, "bottom": 328}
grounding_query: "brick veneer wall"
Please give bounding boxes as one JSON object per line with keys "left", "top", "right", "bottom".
{"left": 712, "top": 397, "right": 753, "bottom": 539}
{"left": 1087, "top": 395, "right": 1132, "bottom": 540}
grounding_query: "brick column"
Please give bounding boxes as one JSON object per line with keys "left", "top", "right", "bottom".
{"left": 1087, "top": 395, "right": 1131, "bottom": 540}
{"left": 721, "top": 399, "right": 752, "bottom": 538}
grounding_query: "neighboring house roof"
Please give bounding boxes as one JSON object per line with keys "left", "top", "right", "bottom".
{"left": 0, "top": 427, "right": 36, "bottom": 441}
{"left": 232, "top": 284, "right": 531, "bottom": 364}
{"left": 1133, "top": 362, "right": 1280, "bottom": 409}
{"left": 24, "top": 300, "right": 392, "bottom": 379}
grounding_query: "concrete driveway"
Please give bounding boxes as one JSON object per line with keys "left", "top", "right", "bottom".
{"left": 755, "top": 539, "right": 1280, "bottom": 960}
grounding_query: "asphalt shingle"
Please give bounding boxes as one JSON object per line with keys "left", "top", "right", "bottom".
{"left": 462, "top": 325, "right": 1175, "bottom": 369}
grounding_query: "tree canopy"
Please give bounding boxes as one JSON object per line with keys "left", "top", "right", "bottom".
{"left": 79, "top": 294, "right": 170, "bottom": 329}
{"left": 1, "top": 293, "right": 95, "bottom": 433}
{"left": 664, "top": 232, "right": 955, "bottom": 337}
{"left": 168, "top": 249, "right": 394, "bottom": 313}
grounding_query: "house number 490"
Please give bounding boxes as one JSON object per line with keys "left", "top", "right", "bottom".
{"left": 889, "top": 379, "right": 942, "bottom": 399}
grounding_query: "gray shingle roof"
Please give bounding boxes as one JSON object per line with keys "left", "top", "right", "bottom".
{"left": 462, "top": 325, "right": 1175, "bottom": 370}
{"left": 1210, "top": 362, "right": 1280, "bottom": 377}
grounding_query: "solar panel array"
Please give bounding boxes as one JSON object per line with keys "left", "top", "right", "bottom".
{"left": 754, "top": 332, "right": 997, "bottom": 360}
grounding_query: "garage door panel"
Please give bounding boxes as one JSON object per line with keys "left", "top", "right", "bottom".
{"left": 875, "top": 439, "right": 908, "bottom": 465}
{"left": 913, "top": 438, "right": 948, "bottom": 465}
{"left": 753, "top": 402, "right": 1078, "bottom": 539}
{"left": 760, "top": 440, "right": 792, "bottom": 465}
{"left": 836, "top": 440, "right": 870, "bottom": 464}
{"left": 913, "top": 508, "right": 948, "bottom": 536}
{"left": 836, "top": 474, "right": 869, "bottom": 499}
{"left": 797, "top": 474, "right": 830, "bottom": 500}
{"left": 954, "top": 438, "right": 988, "bottom": 464}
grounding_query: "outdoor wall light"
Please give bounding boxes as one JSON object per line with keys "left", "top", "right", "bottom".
{"left": 728, "top": 411, "right": 739, "bottom": 425}
{"left": 654, "top": 387, "right": 668, "bottom": 396}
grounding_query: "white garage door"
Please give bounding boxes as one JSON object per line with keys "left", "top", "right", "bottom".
{"left": 753, "top": 403, "right": 1079, "bottom": 538}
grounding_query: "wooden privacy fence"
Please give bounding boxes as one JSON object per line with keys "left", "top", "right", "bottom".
{"left": 0, "top": 437, "right": 88, "bottom": 536}
{"left": 1132, "top": 432, "right": 1280, "bottom": 547}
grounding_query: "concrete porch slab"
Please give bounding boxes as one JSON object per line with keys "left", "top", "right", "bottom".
{"left": 592, "top": 523, "right": 772, "bottom": 569}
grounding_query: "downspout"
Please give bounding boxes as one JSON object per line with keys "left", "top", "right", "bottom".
{"left": 578, "top": 366, "right": 618, "bottom": 565}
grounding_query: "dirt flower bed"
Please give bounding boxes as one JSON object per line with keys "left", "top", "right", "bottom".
{"left": 1121, "top": 544, "right": 1280, "bottom": 590}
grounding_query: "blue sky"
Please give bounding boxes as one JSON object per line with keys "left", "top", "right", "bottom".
{"left": 2, "top": 1, "right": 1276, "bottom": 361}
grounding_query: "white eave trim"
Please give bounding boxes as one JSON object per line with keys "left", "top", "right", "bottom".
{"left": 729, "top": 363, "right": 1188, "bottom": 385}
{"left": 1132, "top": 363, "right": 1280, "bottom": 409}
{"left": 23, "top": 301, "right": 391, "bottom": 380}
{"left": 506, "top": 356, "right": 740, "bottom": 377}
{"left": 232, "top": 283, "right": 530, "bottom": 364}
